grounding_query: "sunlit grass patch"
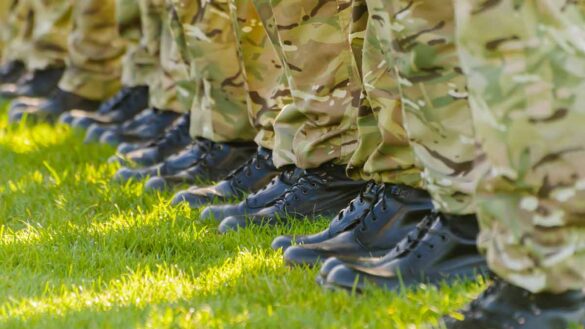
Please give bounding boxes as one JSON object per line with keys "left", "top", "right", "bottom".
{"left": 0, "top": 99, "right": 485, "bottom": 328}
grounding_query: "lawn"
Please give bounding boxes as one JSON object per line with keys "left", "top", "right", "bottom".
{"left": 0, "top": 98, "right": 486, "bottom": 329}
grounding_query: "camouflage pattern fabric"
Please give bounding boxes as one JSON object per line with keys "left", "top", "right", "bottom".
{"left": 456, "top": 0, "right": 585, "bottom": 294}
{"left": 1, "top": 0, "right": 72, "bottom": 70}
{"left": 375, "top": 0, "right": 482, "bottom": 215}
{"left": 149, "top": 0, "right": 190, "bottom": 113}
{"left": 121, "top": 0, "right": 162, "bottom": 89}
{"left": 253, "top": 0, "right": 361, "bottom": 169}
{"left": 0, "top": 0, "right": 17, "bottom": 62}
{"left": 173, "top": 0, "right": 257, "bottom": 142}
{"left": 58, "top": 0, "right": 125, "bottom": 101}
{"left": 228, "top": 0, "right": 292, "bottom": 153}
{"left": 346, "top": 0, "right": 422, "bottom": 187}
{"left": 117, "top": 0, "right": 141, "bottom": 43}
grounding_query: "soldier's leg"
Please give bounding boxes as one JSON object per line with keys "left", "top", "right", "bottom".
{"left": 58, "top": 0, "right": 125, "bottom": 101}
{"left": 97, "top": 0, "right": 189, "bottom": 162}
{"left": 324, "top": 0, "right": 488, "bottom": 292}
{"left": 276, "top": 0, "right": 435, "bottom": 267}
{"left": 444, "top": 1, "right": 585, "bottom": 327}
{"left": 60, "top": 0, "right": 150, "bottom": 131}
{"left": 255, "top": 0, "right": 362, "bottom": 169}
{"left": 0, "top": 0, "right": 73, "bottom": 100}
{"left": 9, "top": 0, "right": 127, "bottom": 123}
{"left": 167, "top": 0, "right": 290, "bottom": 207}
{"left": 213, "top": 0, "right": 367, "bottom": 233}
{"left": 0, "top": 0, "right": 30, "bottom": 83}
{"left": 122, "top": 0, "right": 260, "bottom": 194}
{"left": 0, "top": 0, "right": 15, "bottom": 62}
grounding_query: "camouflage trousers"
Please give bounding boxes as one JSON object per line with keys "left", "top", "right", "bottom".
{"left": 58, "top": 0, "right": 125, "bottom": 101}
{"left": 346, "top": 0, "right": 421, "bottom": 187}
{"left": 1, "top": 0, "right": 72, "bottom": 70}
{"left": 170, "top": 0, "right": 257, "bottom": 141}
{"left": 456, "top": 0, "right": 585, "bottom": 294}
{"left": 347, "top": 0, "right": 480, "bottom": 214}
{"left": 0, "top": 0, "right": 16, "bottom": 61}
{"left": 148, "top": 0, "right": 190, "bottom": 113}
{"left": 251, "top": 0, "right": 361, "bottom": 169}
{"left": 228, "top": 0, "right": 292, "bottom": 152}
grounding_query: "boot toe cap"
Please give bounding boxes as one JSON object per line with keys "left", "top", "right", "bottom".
{"left": 325, "top": 264, "right": 365, "bottom": 292}
{"left": 271, "top": 235, "right": 294, "bottom": 250}
{"left": 113, "top": 167, "right": 143, "bottom": 182}
{"left": 116, "top": 142, "right": 141, "bottom": 155}
{"left": 283, "top": 245, "right": 323, "bottom": 267}
{"left": 8, "top": 110, "right": 25, "bottom": 124}
{"left": 71, "top": 116, "right": 96, "bottom": 129}
{"left": 317, "top": 257, "right": 345, "bottom": 285}
{"left": 58, "top": 112, "right": 74, "bottom": 125}
{"left": 99, "top": 131, "right": 121, "bottom": 146}
{"left": 218, "top": 216, "right": 247, "bottom": 233}
{"left": 170, "top": 190, "right": 208, "bottom": 208}
{"left": 84, "top": 124, "right": 109, "bottom": 143}
{"left": 144, "top": 176, "right": 168, "bottom": 192}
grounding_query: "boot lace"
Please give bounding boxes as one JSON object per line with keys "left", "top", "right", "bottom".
{"left": 223, "top": 149, "right": 271, "bottom": 188}
{"left": 331, "top": 181, "right": 379, "bottom": 225}
{"left": 272, "top": 169, "right": 331, "bottom": 209}
{"left": 149, "top": 114, "right": 189, "bottom": 149}
{"left": 389, "top": 213, "right": 437, "bottom": 257}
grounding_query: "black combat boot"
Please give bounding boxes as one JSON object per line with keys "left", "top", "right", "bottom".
{"left": 113, "top": 138, "right": 210, "bottom": 182}
{"left": 443, "top": 281, "right": 585, "bottom": 329}
{"left": 314, "top": 215, "right": 436, "bottom": 285}
{"left": 0, "top": 66, "right": 63, "bottom": 98}
{"left": 144, "top": 141, "right": 257, "bottom": 192}
{"left": 271, "top": 182, "right": 383, "bottom": 251}
{"left": 110, "top": 113, "right": 191, "bottom": 166}
{"left": 85, "top": 108, "right": 154, "bottom": 143}
{"left": 323, "top": 212, "right": 488, "bottom": 292}
{"left": 9, "top": 89, "right": 101, "bottom": 123}
{"left": 59, "top": 85, "right": 149, "bottom": 129}
{"left": 0, "top": 60, "right": 25, "bottom": 84}
{"left": 98, "top": 108, "right": 181, "bottom": 146}
{"left": 218, "top": 163, "right": 367, "bottom": 233}
{"left": 282, "top": 184, "right": 434, "bottom": 267}
{"left": 156, "top": 146, "right": 279, "bottom": 198}
{"left": 198, "top": 167, "right": 304, "bottom": 218}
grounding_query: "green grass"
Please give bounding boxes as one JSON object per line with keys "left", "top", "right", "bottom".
{"left": 0, "top": 98, "right": 486, "bottom": 329}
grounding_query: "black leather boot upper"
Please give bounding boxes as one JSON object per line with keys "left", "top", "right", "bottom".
{"left": 150, "top": 141, "right": 257, "bottom": 193}
{"left": 113, "top": 138, "right": 210, "bottom": 183}
{"left": 165, "top": 147, "right": 279, "bottom": 205}
{"left": 444, "top": 281, "right": 585, "bottom": 329}
{"left": 218, "top": 163, "right": 367, "bottom": 233}
{"left": 324, "top": 212, "right": 488, "bottom": 292}
{"left": 0, "top": 60, "right": 25, "bottom": 84}
{"left": 11, "top": 89, "right": 101, "bottom": 123}
{"left": 113, "top": 113, "right": 191, "bottom": 166}
{"left": 271, "top": 181, "right": 383, "bottom": 251}
{"left": 282, "top": 184, "right": 434, "bottom": 267}
{"left": 0, "top": 67, "right": 63, "bottom": 99}
{"left": 98, "top": 108, "right": 181, "bottom": 146}
{"left": 85, "top": 107, "right": 155, "bottom": 143}
{"left": 62, "top": 85, "right": 149, "bottom": 128}
{"left": 199, "top": 167, "right": 304, "bottom": 221}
